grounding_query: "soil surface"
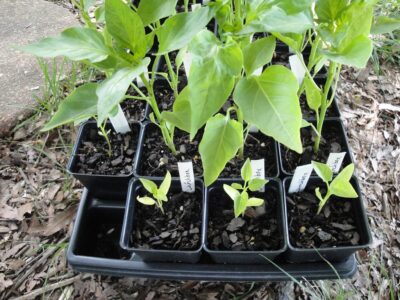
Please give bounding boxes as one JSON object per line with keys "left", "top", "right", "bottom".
{"left": 137, "top": 124, "right": 202, "bottom": 177}
{"left": 74, "top": 124, "right": 139, "bottom": 175}
{"left": 281, "top": 122, "right": 349, "bottom": 174}
{"left": 153, "top": 78, "right": 187, "bottom": 112}
{"left": 287, "top": 182, "right": 361, "bottom": 248}
{"left": 220, "top": 132, "right": 278, "bottom": 178}
{"left": 121, "top": 86, "right": 148, "bottom": 122}
{"left": 207, "top": 186, "right": 282, "bottom": 251}
{"left": 130, "top": 187, "right": 202, "bottom": 250}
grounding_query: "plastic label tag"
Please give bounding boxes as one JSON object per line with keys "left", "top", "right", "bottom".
{"left": 183, "top": 52, "right": 192, "bottom": 77}
{"left": 178, "top": 161, "right": 195, "bottom": 193}
{"left": 289, "top": 54, "right": 306, "bottom": 84}
{"left": 327, "top": 152, "right": 346, "bottom": 174}
{"left": 252, "top": 67, "right": 263, "bottom": 76}
{"left": 248, "top": 124, "right": 259, "bottom": 133}
{"left": 136, "top": 72, "right": 149, "bottom": 88}
{"left": 251, "top": 159, "right": 265, "bottom": 192}
{"left": 109, "top": 105, "right": 131, "bottom": 134}
{"left": 288, "top": 164, "right": 313, "bottom": 194}
{"left": 191, "top": 4, "right": 201, "bottom": 11}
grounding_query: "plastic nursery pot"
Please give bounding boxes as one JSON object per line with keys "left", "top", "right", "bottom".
{"left": 67, "top": 189, "right": 131, "bottom": 262}
{"left": 135, "top": 122, "right": 203, "bottom": 178}
{"left": 283, "top": 177, "right": 372, "bottom": 263}
{"left": 67, "top": 121, "right": 141, "bottom": 197}
{"left": 120, "top": 178, "right": 205, "bottom": 263}
{"left": 204, "top": 179, "right": 287, "bottom": 264}
{"left": 279, "top": 119, "right": 354, "bottom": 177}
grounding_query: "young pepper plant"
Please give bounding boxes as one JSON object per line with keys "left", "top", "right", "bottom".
{"left": 223, "top": 159, "right": 268, "bottom": 218}
{"left": 137, "top": 171, "right": 172, "bottom": 214}
{"left": 311, "top": 161, "right": 358, "bottom": 215}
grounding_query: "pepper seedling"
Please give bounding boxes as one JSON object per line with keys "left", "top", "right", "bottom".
{"left": 223, "top": 159, "right": 268, "bottom": 218}
{"left": 137, "top": 171, "right": 172, "bottom": 214}
{"left": 311, "top": 161, "right": 358, "bottom": 215}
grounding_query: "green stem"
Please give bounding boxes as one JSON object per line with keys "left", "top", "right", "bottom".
{"left": 313, "top": 62, "right": 337, "bottom": 154}
{"left": 184, "top": 0, "right": 189, "bottom": 12}
{"left": 164, "top": 53, "right": 179, "bottom": 97}
{"left": 237, "top": 107, "right": 245, "bottom": 160}
{"left": 99, "top": 122, "right": 112, "bottom": 157}
{"left": 317, "top": 191, "right": 331, "bottom": 215}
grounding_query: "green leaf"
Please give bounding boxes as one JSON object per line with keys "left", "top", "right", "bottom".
{"left": 272, "top": 32, "right": 303, "bottom": 52}
{"left": 231, "top": 183, "right": 243, "bottom": 190}
{"left": 186, "top": 31, "right": 243, "bottom": 137}
{"left": 322, "top": 35, "right": 373, "bottom": 68}
{"left": 200, "top": 114, "right": 243, "bottom": 186}
{"left": 304, "top": 76, "right": 322, "bottom": 112}
{"left": 156, "top": 6, "right": 213, "bottom": 54}
{"left": 315, "top": 187, "right": 324, "bottom": 202}
{"left": 161, "top": 87, "right": 191, "bottom": 133}
{"left": 243, "top": 36, "right": 276, "bottom": 75}
{"left": 96, "top": 58, "right": 150, "bottom": 125}
{"left": 41, "top": 83, "right": 98, "bottom": 131}
{"left": 248, "top": 178, "right": 268, "bottom": 192}
{"left": 95, "top": 4, "right": 105, "bottom": 23}
{"left": 330, "top": 164, "right": 358, "bottom": 198}
{"left": 139, "top": 178, "right": 158, "bottom": 194}
{"left": 159, "top": 171, "right": 171, "bottom": 196}
{"left": 223, "top": 184, "right": 241, "bottom": 202}
{"left": 241, "top": 158, "right": 252, "bottom": 182}
{"left": 315, "top": 0, "right": 348, "bottom": 22}
{"left": 105, "top": 0, "right": 146, "bottom": 58}
{"left": 311, "top": 161, "right": 333, "bottom": 183}
{"left": 137, "top": 196, "right": 157, "bottom": 205}
{"left": 247, "top": 197, "right": 264, "bottom": 207}
{"left": 137, "top": 0, "right": 177, "bottom": 26}
{"left": 235, "top": 191, "right": 249, "bottom": 217}
{"left": 233, "top": 65, "right": 303, "bottom": 153}
{"left": 241, "top": 6, "right": 313, "bottom": 35}
{"left": 371, "top": 16, "right": 400, "bottom": 35}
{"left": 155, "top": 190, "right": 168, "bottom": 202}
{"left": 21, "top": 27, "right": 109, "bottom": 63}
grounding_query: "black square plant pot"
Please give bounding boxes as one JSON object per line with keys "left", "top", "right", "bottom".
{"left": 67, "top": 121, "right": 141, "bottom": 197}
{"left": 279, "top": 119, "right": 354, "bottom": 177}
{"left": 283, "top": 177, "right": 372, "bottom": 263}
{"left": 204, "top": 179, "right": 287, "bottom": 264}
{"left": 120, "top": 178, "right": 205, "bottom": 263}
{"left": 67, "top": 189, "right": 131, "bottom": 262}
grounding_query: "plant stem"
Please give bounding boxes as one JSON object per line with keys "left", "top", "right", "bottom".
{"left": 237, "top": 107, "right": 245, "bottom": 160}
{"left": 313, "top": 62, "right": 337, "bottom": 154}
{"left": 184, "top": 0, "right": 189, "bottom": 12}
{"left": 99, "top": 122, "right": 112, "bottom": 157}
{"left": 164, "top": 53, "right": 179, "bottom": 97}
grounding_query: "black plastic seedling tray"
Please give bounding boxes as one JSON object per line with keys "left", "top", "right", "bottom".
{"left": 67, "top": 189, "right": 358, "bottom": 281}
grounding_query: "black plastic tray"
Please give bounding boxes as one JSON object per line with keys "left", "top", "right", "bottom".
{"left": 67, "top": 189, "right": 358, "bottom": 281}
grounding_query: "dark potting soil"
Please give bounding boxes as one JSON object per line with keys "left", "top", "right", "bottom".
{"left": 207, "top": 187, "right": 282, "bottom": 251}
{"left": 220, "top": 132, "right": 277, "bottom": 178}
{"left": 300, "top": 94, "right": 338, "bottom": 119}
{"left": 75, "top": 125, "right": 139, "bottom": 175}
{"left": 153, "top": 78, "right": 187, "bottom": 112}
{"left": 158, "top": 52, "right": 189, "bottom": 82}
{"left": 93, "top": 222, "right": 130, "bottom": 259}
{"left": 138, "top": 125, "right": 202, "bottom": 177}
{"left": 130, "top": 188, "right": 202, "bottom": 250}
{"left": 287, "top": 183, "right": 361, "bottom": 248}
{"left": 281, "top": 123, "right": 346, "bottom": 174}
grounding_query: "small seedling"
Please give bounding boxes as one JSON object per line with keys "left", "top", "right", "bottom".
{"left": 223, "top": 158, "right": 268, "bottom": 218}
{"left": 311, "top": 161, "right": 358, "bottom": 215}
{"left": 137, "top": 171, "right": 171, "bottom": 214}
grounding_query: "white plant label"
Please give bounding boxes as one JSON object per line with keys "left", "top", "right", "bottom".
{"left": 109, "top": 105, "right": 131, "bottom": 134}
{"left": 203, "top": 0, "right": 210, "bottom": 4}
{"left": 183, "top": 52, "right": 192, "bottom": 77}
{"left": 327, "top": 152, "right": 346, "bottom": 174}
{"left": 288, "top": 164, "right": 313, "bottom": 194}
{"left": 136, "top": 72, "right": 149, "bottom": 88}
{"left": 191, "top": 4, "right": 201, "bottom": 11}
{"left": 248, "top": 124, "right": 259, "bottom": 133}
{"left": 178, "top": 161, "right": 195, "bottom": 193}
{"left": 252, "top": 67, "right": 263, "bottom": 76}
{"left": 289, "top": 54, "right": 306, "bottom": 84}
{"left": 251, "top": 159, "right": 265, "bottom": 192}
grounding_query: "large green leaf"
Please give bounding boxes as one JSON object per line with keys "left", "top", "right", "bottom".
{"left": 304, "top": 76, "right": 322, "bottom": 112}
{"left": 371, "top": 16, "right": 400, "bottom": 35}
{"left": 330, "top": 164, "right": 358, "bottom": 198}
{"left": 137, "top": 0, "right": 177, "bottom": 26}
{"left": 274, "top": 0, "right": 313, "bottom": 15}
{"left": 315, "top": 0, "right": 348, "bottom": 22}
{"left": 241, "top": 6, "right": 313, "bottom": 35}
{"left": 21, "top": 27, "right": 109, "bottom": 63}
{"left": 96, "top": 58, "right": 150, "bottom": 125}
{"left": 200, "top": 114, "right": 243, "bottom": 186}
{"left": 233, "top": 65, "right": 302, "bottom": 153}
{"left": 243, "top": 36, "right": 276, "bottom": 75}
{"left": 42, "top": 83, "right": 98, "bottom": 131}
{"left": 105, "top": 0, "right": 146, "bottom": 58}
{"left": 322, "top": 35, "right": 373, "bottom": 68}
{"left": 156, "top": 6, "right": 213, "bottom": 54}
{"left": 186, "top": 31, "right": 243, "bottom": 138}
